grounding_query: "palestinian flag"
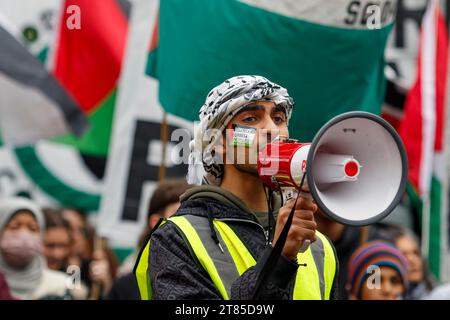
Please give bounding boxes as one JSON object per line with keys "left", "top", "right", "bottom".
{"left": 147, "top": 0, "right": 397, "bottom": 141}
{"left": 0, "top": 15, "right": 88, "bottom": 146}
{"left": 4, "top": 0, "right": 128, "bottom": 212}
{"left": 51, "top": 0, "right": 128, "bottom": 157}
{"left": 399, "top": 0, "right": 449, "bottom": 280}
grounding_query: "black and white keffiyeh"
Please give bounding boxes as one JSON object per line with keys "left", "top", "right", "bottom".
{"left": 188, "top": 75, "right": 294, "bottom": 185}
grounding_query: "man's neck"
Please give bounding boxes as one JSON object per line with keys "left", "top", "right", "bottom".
{"left": 221, "top": 165, "right": 268, "bottom": 212}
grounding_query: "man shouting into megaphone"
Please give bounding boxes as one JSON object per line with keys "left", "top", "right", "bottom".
{"left": 135, "top": 75, "right": 339, "bottom": 300}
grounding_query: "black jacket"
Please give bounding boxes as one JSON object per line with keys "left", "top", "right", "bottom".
{"left": 148, "top": 186, "right": 339, "bottom": 299}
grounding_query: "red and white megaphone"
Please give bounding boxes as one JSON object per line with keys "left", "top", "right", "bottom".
{"left": 258, "top": 111, "right": 408, "bottom": 226}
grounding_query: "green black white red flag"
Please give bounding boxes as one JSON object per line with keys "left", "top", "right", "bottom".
{"left": 0, "top": 0, "right": 128, "bottom": 213}
{"left": 147, "top": 0, "right": 397, "bottom": 141}
{"left": 399, "top": 0, "right": 449, "bottom": 280}
{"left": 0, "top": 13, "right": 88, "bottom": 146}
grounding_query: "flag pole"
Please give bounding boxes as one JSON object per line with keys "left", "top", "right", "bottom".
{"left": 421, "top": 195, "right": 431, "bottom": 259}
{"left": 159, "top": 112, "right": 168, "bottom": 182}
{"left": 359, "top": 226, "right": 370, "bottom": 245}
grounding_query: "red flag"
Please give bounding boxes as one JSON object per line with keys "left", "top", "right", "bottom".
{"left": 399, "top": 0, "right": 448, "bottom": 196}
{"left": 53, "top": 0, "right": 128, "bottom": 113}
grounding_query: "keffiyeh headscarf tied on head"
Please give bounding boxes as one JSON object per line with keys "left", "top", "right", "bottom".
{"left": 188, "top": 75, "right": 294, "bottom": 185}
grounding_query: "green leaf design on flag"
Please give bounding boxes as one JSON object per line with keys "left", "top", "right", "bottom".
{"left": 54, "top": 89, "right": 117, "bottom": 157}
{"left": 14, "top": 146, "right": 101, "bottom": 212}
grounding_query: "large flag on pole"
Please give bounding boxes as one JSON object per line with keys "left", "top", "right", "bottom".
{"left": 0, "top": 14, "right": 88, "bottom": 146}
{"left": 0, "top": 0, "right": 128, "bottom": 213}
{"left": 50, "top": 0, "right": 128, "bottom": 157}
{"left": 148, "top": 0, "right": 397, "bottom": 141}
{"left": 399, "top": 0, "right": 449, "bottom": 280}
{"left": 6, "top": 0, "right": 128, "bottom": 213}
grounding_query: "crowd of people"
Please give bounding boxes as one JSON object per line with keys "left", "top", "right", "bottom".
{"left": 0, "top": 197, "right": 119, "bottom": 299}
{"left": 0, "top": 179, "right": 449, "bottom": 300}
{"left": 0, "top": 180, "right": 191, "bottom": 300}
{"left": 316, "top": 194, "right": 446, "bottom": 300}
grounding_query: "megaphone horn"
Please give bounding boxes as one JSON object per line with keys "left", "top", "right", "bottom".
{"left": 258, "top": 111, "right": 408, "bottom": 226}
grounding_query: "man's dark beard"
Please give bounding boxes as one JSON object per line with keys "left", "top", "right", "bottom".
{"left": 234, "top": 163, "right": 259, "bottom": 177}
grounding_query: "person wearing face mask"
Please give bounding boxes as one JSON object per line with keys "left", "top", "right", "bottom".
{"left": 0, "top": 197, "right": 74, "bottom": 300}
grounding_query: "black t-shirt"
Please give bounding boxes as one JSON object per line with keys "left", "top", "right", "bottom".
{"left": 105, "top": 272, "right": 140, "bottom": 300}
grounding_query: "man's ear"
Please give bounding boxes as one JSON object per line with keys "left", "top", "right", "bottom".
{"left": 148, "top": 214, "right": 163, "bottom": 230}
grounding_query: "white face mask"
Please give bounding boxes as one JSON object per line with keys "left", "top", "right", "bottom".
{"left": 0, "top": 230, "right": 42, "bottom": 269}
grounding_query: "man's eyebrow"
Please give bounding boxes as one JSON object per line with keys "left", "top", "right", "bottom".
{"left": 272, "top": 105, "right": 286, "bottom": 114}
{"left": 235, "top": 104, "right": 286, "bottom": 116}
{"left": 235, "top": 104, "right": 266, "bottom": 115}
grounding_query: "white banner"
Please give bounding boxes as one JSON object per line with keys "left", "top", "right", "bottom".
{"left": 98, "top": 0, "right": 192, "bottom": 249}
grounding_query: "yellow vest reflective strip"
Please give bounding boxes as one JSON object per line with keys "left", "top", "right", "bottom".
{"left": 317, "top": 232, "right": 337, "bottom": 300}
{"left": 214, "top": 220, "right": 256, "bottom": 274}
{"left": 135, "top": 239, "right": 152, "bottom": 299}
{"left": 169, "top": 216, "right": 231, "bottom": 299}
{"left": 293, "top": 235, "right": 324, "bottom": 299}
{"left": 134, "top": 221, "right": 168, "bottom": 300}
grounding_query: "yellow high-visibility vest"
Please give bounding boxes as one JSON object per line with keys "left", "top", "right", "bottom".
{"left": 135, "top": 214, "right": 336, "bottom": 300}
